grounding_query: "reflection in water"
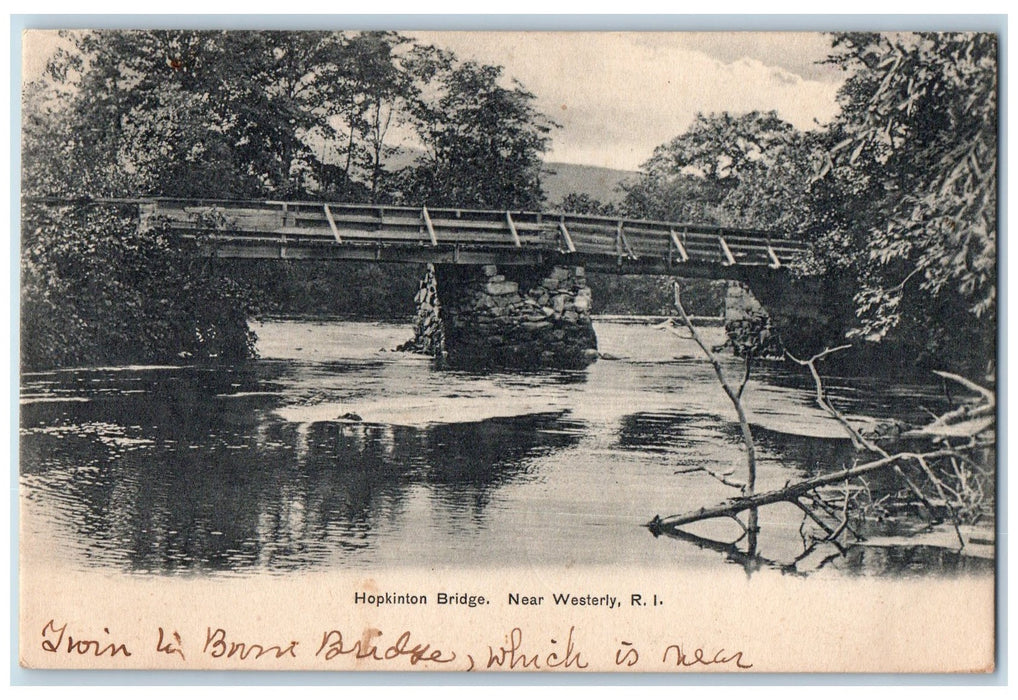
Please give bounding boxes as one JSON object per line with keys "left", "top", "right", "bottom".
{"left": 22, "top": 371, "right": 581, "bottom": 574}
{"left": 20, "top": 320, "right": 994, "bottom": 577}
{"left": 656, "top": 516, "right": 995, "bottom": 578}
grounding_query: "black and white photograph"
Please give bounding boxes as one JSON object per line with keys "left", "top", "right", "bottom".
{"left": 15, "top": 24, "right": 999, "bottom": 673}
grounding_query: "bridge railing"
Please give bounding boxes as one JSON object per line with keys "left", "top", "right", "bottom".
{"left": 68, "top": 197, "right": 811, "bottom": 269}
{"left": 144, "top": 200, "right": 561, "bottom": 249}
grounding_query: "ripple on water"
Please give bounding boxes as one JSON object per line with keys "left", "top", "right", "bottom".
{"left": 18, "top": 319, "right": 994, "bottom": 577}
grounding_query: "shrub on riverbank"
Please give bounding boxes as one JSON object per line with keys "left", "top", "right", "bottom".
{"left": 21, "top": 204, "right": 258, "bottom": 371}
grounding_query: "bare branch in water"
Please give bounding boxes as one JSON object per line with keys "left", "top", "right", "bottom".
{"left": 932, "top": 370, "right": 995, "bottom": 405}
{"left": 653, "top": 301, "right": 994, "bottom": 560}
{"left": 667, "top": 281, "right": 759, "bottom": 545}
{"left": 675, "top": 465, "right": 746, "bottom": 490}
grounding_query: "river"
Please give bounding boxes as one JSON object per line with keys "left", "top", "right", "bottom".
{"left": 19, "top": 319, "right": 994, "bottom": 578}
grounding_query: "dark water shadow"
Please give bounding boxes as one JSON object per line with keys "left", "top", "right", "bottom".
{"left": 21, "top": 366, "right": 586, "bottom": 575}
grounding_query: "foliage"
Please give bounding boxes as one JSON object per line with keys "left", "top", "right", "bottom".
{"left": 399, "top": 59, "right": 555, "bottom": 209}
{"left": 816, "top": 32, "right": 997, "bottom": 358}
{"left": 621, "top": 111, "right": 818, "bottom": 235}
{"left": 231, "top": 261, "right": 421, "bottom": 319}
{"left": 723, "top": 312, "right": 782, "bottom": 360}
{"left": 587, "top": 275, "right": 723, "bottom": 317}
{"left": 21, "top": 204, "right": 257, "bottom": 371}
{"left": 330, "top": 32, "right": 420, "bottom": 203}
{"left": 624, "top": 33, "right": 998, "bottom": 375}
{"left": 553, "top": 193, "right": 619, "bottom": 217}
{"left": 25, "top": 31, "right": 349, "bottom": 199}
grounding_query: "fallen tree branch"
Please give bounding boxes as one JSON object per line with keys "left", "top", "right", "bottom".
{"left": 784, "top": 347, "right": 987, "bottom": 539}
{"left": 792, "top": 498, "right": 837, "bottom": 538}
{"left": 787, "top": 345, "right": 872, "bottom": 451}
{"left": 654, "top": 304, "right": 994, "bottom": 560}
{"left": 902, "top": 372, "right": 993, "bottom": 439}
{"left": 932, "top": 370, "right": 995, "bottom": 405}
{"left": 913, "top": 454, "right": 965, "bottom": 547}
{"left": 649, "top": 448, "right": 960, "bottom": 530}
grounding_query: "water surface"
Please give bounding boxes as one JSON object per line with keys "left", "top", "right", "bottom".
{"left": 19, "top": 320, "right": 994, "bottom": 578}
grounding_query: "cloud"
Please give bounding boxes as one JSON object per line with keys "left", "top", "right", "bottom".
{"left": 409, "top": 31, "right": 844, "bottom": 171}
{"left": 648, "top": 32, "right": 844, "bottom": 83}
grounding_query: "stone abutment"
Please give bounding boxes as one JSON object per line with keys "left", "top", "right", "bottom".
{"left": 400, "top": 263, "right": 599, "bottom": 369}
{"left": 725, "top": 272, "right": 854, "bottom": 359}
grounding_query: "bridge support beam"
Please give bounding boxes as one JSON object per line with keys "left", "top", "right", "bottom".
{"left": 402, "top": 263, "right": 599, "bottom": 369}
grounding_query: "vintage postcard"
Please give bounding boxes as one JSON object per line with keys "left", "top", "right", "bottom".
{"left": 17, "top": 27, "right": 997, "bottom": 673}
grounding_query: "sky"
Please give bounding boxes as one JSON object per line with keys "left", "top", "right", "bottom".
{"left": 409, "top": 31, "right": 847, "bottom": 171}
{"left": 20, "top": 30, "right": 849, "bottom": 174}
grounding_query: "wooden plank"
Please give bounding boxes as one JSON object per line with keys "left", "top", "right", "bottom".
{"left": 292, "top": 211, "right": 381, "bottom": 226}
{"left": 575, "top": 240, "right": 622, "bottom": 254}
{"left": 505, "top": 211, "right": 522, "bottom": 247}
{"left": 422, "top": 207, "right": 438, "bottom": 246}
{"left": 558, "top": 220, "right": 577, "bottom": 253}
{"left": 718, "top": 235, "right": 737, "bottom": 266}
{"left": 767, "top": 244, "right": 781, "bottom": 269}
{"left": 670, "top": 230, "right": 690, "bottom": 262}
{"left": 374, "top": 230, "right": 529, "bottom": 245}
{"left": 335, "top": 229, "right": 431, "bottom": 243}
{"left": 424, "top": 217, "right": 546, "bottom": 233}
{"left": 273, "top": 226, "right": 334, "bottom": 238}
{"left": 323, "top": 204, "right": 342, "bottom": 243}
{"left": 570, "top": 242, "right": 620, "bottom": 256}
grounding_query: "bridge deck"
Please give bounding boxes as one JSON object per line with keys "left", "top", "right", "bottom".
{"left": 46, "top": 198, "right": 812, "bottom": 276}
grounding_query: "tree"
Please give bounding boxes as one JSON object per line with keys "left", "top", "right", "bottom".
{"left": 815, "top": 32, "right": 997, "bottom": 373}
{"left": 21, "top": 203, "right": 257, "bottom": 370}
{"left": 621, "top": 111, "right": 817, "bottom": 235}
{"left": 553, "top": 192, "right": 619, "bottom": 217}
{"left": 23, "top": 30, "right": 362, "bottom": 200}
{"left": 401, "top": 59, "right": 556, "bottom": 209}
{"left": 335, "top": 32, "right": 418, "bottom": 203}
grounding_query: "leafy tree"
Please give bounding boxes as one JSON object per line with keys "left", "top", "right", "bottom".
{"left": 622, "top": 34, "right": 998, "bottom": 375}
{"left": 815, "top": 32, "right": 997, "bottom": 372}
{"left": 554, "top": 192, "right": 619, "bottom": 217}
{"left": 336, "top": 32, "right": 418, "bottom": 203}
{"left": 621, "top": 111, "right": 817, "bottom": 235}
{"left": 21, "top": 204, "right": 257, "bottom": 370}
{"left": 24, "top": 30, "right": 360, "bottom": 200}
{"left": 401, "top": 59, "right": 556, "bottom": 209}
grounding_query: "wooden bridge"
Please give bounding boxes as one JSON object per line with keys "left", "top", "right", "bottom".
{"left": 119, "top": 198, "right": 810, "bottom": 278}
{"left": 25, "top": 196, "right": 837, "bottom": 365}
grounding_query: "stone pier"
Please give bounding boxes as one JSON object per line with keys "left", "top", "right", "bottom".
{"left": 725, "top": 272, "right": 855, "bottom": 359}
{"left": 401, "top": 263, "right": 599, "bottom": 369}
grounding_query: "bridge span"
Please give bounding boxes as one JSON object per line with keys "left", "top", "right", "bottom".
{"left": 31, "top": 197, "right": 841, "bottom": 368}
{"left": 130, "top": 198, "right": 810, "bottom": 277}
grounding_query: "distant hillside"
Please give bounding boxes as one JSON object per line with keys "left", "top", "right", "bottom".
{"left": 541, "top": 162, "right": 638, "bottom": 208}
{"left": 379, "top": 148, "right": 638, "bottom": 210}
